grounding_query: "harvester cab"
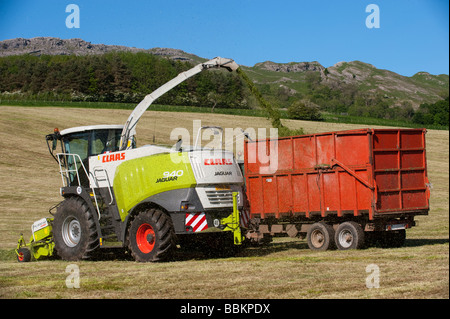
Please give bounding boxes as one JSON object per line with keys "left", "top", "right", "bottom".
{"left": 46, "top": 125, "right": 127, "bottom": 187}
{"left": 17, "top": 57, "right": 245, "bottom": 262}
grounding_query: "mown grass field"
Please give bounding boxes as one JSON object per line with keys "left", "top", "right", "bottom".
{"left": 0, "top": 105, "right": 448, "bottom": 299}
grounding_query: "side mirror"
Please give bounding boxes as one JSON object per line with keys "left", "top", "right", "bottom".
{"left": 175, "top": 138, "right": 182, "bottom": 152}
{"left": 45, "top": 132, "right": 60, "bottom": 163}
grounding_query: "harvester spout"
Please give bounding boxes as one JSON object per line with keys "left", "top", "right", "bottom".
{"left": 119, "top": 56, "right": 239, "bottom": 150}
{"left": 203, "top": 57, "right": 239, "bottom": 72}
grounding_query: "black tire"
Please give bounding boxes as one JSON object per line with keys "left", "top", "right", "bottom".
{"left": 307, "top": 222, "right": 336, "bottom": 251}
{"left": 127, "top": 208, "right": 176, "bottom": 262}
{"left": 53, "top": 197, "right": 99, "bottom": 261}
{"left": 335, "top": 221, "right": 365, "bottom": 250}
{"left": 381, "top": 229, "right": 406, "bottom": 248}
{"left": 17, "top": 247, "right": 32, "bottom": 262}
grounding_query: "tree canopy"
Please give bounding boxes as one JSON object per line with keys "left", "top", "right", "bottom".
{"left": 0, "top": 52, "right": 247, "bottom": 108}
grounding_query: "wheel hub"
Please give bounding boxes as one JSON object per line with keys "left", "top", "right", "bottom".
{"left": 311, "top": 229, "right": 325, "bottom": 248}
{"left": 62, "top": 216, "right": 81, "bottom": 247}
{"left": 338, "top": 230, "right": 353, "bottom": 248}
{"left": 136, "top": 223, "right": 156, "bottom": 254}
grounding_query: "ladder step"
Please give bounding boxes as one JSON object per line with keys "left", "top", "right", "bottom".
{"left": 101, "top": 234, "right": 118, "bottom": 240}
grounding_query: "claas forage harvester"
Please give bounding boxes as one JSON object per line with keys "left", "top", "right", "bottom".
{"left": 16, "top": 57, "right": 431, "bottom": 262}
{"left": 16, "top": 57, "right": 245, "bottom": 262}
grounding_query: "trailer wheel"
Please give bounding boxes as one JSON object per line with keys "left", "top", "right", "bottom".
{"left": 335, "top": 221, "right": 365, "bottom": 250}
{"left": 53, "top": 197, "right": 99, "bottom": 261}
{"left": 128, "top": 208, "right": 176, "bottom": 262}
{"left": 17, "top": 247, "right": 31, "bottom": 262}
{"left": 307, "top": 222, "right": 336, "bottom": 251}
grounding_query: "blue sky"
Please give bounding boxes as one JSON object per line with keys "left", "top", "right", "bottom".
{"left": 0, "top": 0, "right": 448, "bottom": 76}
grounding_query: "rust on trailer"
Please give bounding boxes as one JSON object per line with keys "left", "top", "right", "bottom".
{"left": 244, "top": 129, "right": 430, "bottom": 221}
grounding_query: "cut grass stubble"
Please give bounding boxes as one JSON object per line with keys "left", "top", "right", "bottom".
{"left": 0, "top": 105, "right": 448, "bottom": 299}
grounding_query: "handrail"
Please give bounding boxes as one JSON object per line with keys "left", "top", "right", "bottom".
{"left": 93, "top": 167, "right": 114, "bottom": 205}
{"left": 56, "top": 153, "right": 102, "bottom": 220}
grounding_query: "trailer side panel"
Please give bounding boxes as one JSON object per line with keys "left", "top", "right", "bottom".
{"left": 244, "top": 129, "right": 429, "bottom": 221}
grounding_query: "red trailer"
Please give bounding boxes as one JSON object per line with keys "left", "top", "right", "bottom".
{"left": 243, "top": 128, "right": 430, "bottom": 250}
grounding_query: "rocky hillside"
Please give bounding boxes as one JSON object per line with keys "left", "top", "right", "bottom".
{"left": 1, "top": 37, "right": 448, "bottom": 110}
{"left": 0, "top": 37, "right": 203, "bottom": 63}
{"left": 247, "top": 60, "right": 448, "bottom": 109}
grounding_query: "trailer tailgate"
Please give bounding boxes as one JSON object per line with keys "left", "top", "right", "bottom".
{"left": 372, "top": 129, "right": 430, "bottom": 215}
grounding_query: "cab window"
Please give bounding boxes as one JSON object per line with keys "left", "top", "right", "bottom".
{"left": 61, "top": 128, "right": 122, "bottom": 187}
{"left": 91, "top": 129, "right": 121, "bottom": 155}
{"left": 62, "top": 132, "right": 90, "bottom": 186}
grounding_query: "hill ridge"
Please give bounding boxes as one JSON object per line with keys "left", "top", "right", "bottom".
{"left": 0, "top": 37, "right": 200, "bottom": 62}
{"left": 0, "top": 37, "right": 448, "bottom": 109}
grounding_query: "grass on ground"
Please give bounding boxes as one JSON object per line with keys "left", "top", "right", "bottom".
{"left": 0, "top": 105, "right": 448, "bottom": 299}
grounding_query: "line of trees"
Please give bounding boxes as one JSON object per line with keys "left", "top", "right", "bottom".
{"left": 0, "top": 52, "right": 247, "bottom": 109}
{"left": 412, "top": 97, "right": 449, "bottom": 126}
{"left": 1, "top": 53, "right": 447, "bottom": 127}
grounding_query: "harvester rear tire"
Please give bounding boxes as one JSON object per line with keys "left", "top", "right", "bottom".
{"left": 128, "top": 208, "right": 176, "bottom": 262}
{"left": 53, "top": 197, "right": 99, "bottom": 261}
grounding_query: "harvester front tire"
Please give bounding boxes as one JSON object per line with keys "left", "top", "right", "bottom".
{"left": 17, "top": 247, "right": 31, "bottom": 262}
{"left": 128, "top": 208, "right": 176, "bottom": 262}
{"left": 53, "top": 197, "right": 99, "bottom": 261}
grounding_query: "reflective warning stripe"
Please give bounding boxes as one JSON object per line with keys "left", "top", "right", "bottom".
{"left": 240, "top": 210, "right": 250, "bottom": 228}
{"left": 185, "top": 212, "right": 208, "bottom": 232}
